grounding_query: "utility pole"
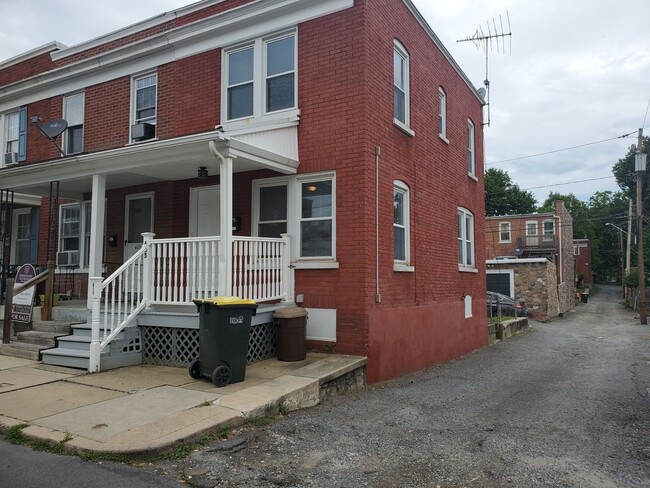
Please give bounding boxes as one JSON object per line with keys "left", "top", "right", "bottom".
{"left": 636, "top": 128, "right": 647, "bottom": 324}
{"left": 626, "top": 198, "right": 633, "bottom": 299}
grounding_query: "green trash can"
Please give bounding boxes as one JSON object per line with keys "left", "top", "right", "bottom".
{"left": 580, "top": 293, "right": 589, "bottom": 303}
{"left": 189, "top": 296, "right": 257, "bottom": 387}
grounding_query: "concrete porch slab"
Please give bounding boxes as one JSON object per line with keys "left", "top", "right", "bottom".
{"left": 66, "top": 364, "right": 194, "bottom": 393}
{"left": 0, "top": 366, "right": 77, "bottom": 393}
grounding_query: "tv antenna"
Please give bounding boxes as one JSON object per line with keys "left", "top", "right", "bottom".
{"left": 457, "top": 11, "right": 512, "bottom": 127}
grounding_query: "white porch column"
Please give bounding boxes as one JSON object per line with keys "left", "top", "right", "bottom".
{"left": 88, "top": 276, "right": 103, "bottom": 373}
{"left": 219, "top": 155, "right": 234, "bottom": 296}
{"left": 87, "top": 174, "right": 106, "bottom": 310}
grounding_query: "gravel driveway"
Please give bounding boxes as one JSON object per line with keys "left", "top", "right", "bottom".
{"left": 150, "top": 284, "right": 650, "bottom": 487}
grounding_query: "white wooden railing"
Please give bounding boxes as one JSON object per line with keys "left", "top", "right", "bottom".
{"left": 88, "top": 233, "right": 292, "bottom": 372}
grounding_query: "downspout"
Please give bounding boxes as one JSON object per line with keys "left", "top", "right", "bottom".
{"left": 375, "top": 146, "right": 381, "bottom": 304}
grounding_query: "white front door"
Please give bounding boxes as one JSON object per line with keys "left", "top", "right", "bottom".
{"left": 189, "top": 185, "right": 220, "bottom": 237}
{"left": 124, "top": 193, "right": 154, "bottom": 260}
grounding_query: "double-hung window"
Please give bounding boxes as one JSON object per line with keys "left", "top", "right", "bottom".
{"left": 4, "top": 108, "right": 27, "bottom": 163}
{"left": 458, "top": 207, "right": 474, "bottom": 270}
{"left": 467, "top": 119, "right": 475, "bottom": 176}
{"left": 58, "top": 202, "right": 104, "bottom": 268}
{"left": 300, "top": 179, "right": 333, "bottom": 257}
{"left": 439, "top": 87, "right": 447, "bottom": 141}
{"left": 393, "top": 180, "right": 410, "bottom": 266}
{"left": 499, "top": 222, "right": 511, "bottom": 243}
{"left": 393, "top": 40, "right": 410, "bottom": 131}
{"left": 63, "top": 93, "right": 84, "bottom": 154}
{"left": 131, "top": 73, "right": 157, "bottom": 141}
{"left": 224, "top": 31, "right": 296, "bottom": 124}
{"left": 543, "top": 220, "right": 555, "bottom": 242}
{"left": 253, "top": 172, "right": 336, "bottom": 264}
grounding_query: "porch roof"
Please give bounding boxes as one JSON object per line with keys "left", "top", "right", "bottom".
{"left": 0, "top": 130, "right": 299, "bottom": 200}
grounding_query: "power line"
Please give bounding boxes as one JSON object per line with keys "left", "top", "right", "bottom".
{"left": 485, "top": 175, "right": 617, "bottom": 198}
{"left": 643, "top": 97, "right": 650, "bottom": 131}
{"left": 487, "top": 132, "right": 636, "bottom": 165}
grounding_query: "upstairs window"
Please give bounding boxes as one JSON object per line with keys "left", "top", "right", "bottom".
{"left": 134, "top": 73, "right": 157, "bottom": 125}
{"left": 543, "top": 220, "right": 555, "bottom": 241}
{"left": 393, "top": 180, "right": 410, "bottom": 264}
{"left": 467, "top": 119, "right": 475, "bottom": 176}
{"left": 4, "top": 108, "right": 26, "bottom": 162}
{"left": 63, "top": 93, "right": 84, "bottom": 154}
{"left": 458, "top": 207, "right": 475, "bottom": 270}
{"left": 393, "top": 40, "right": 410, "bottom": 130}
{"left": 526, "top": 221, "right": 538, "bottom": 236}
{"left": 499, "top": 222, "right": 511, "bottom": 243}
{"left": 439, "top": 87, "right": 447, "bottom": 140}
{"left": 224, "top": 31, "right": 297, "bottom": 124}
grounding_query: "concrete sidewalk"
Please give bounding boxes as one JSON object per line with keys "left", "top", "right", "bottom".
{"left": 0, "top": 353, "right": 366, "bottom": 455}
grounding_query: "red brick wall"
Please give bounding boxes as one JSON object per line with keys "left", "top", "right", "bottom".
{"left": 485, "top": 214, "right": 554, "bottom": 259}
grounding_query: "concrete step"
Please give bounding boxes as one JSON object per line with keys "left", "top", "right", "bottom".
{"left": 32, "top": 321, "right": 79, "bottom": 334}
{"left": 0, "top": 341, "right": 41, "bottom": 361}
{"left": 16, "top": 330, "right": 63, "bottom": 347}
{"left": 40, "top": 347, "right": 92, "bottom": 370}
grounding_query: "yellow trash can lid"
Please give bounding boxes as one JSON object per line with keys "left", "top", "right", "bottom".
{"left": 192, "top": 296, "right": 257, "bottom": 307}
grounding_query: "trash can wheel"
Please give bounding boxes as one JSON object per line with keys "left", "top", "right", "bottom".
{"left": 188, "top": 359, "right": 202, "bottom": 379}
{"left": 212, "top": 364, "right": 232, "bottom": 387}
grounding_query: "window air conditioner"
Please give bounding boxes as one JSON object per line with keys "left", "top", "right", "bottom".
{"left": 56, "top": 251, "right": 80, "bottom": 267}
{"left": 4, "top": 152, "right": 18, "bottom": 166}
{"left": 131, "top": 122, "right": 155, "bottom": 141}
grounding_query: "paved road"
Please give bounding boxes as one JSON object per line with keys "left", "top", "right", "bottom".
{"left": 149, "top": 284, "right": 649, "bottom": 487}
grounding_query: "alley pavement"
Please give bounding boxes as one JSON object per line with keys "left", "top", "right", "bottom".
{"left": 0, "top": 353, "right": 365, "bottom": 455}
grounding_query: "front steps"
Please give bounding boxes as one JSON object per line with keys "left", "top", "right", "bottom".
{"left": 0, "top": 320, "right": 79, "bottom": 361}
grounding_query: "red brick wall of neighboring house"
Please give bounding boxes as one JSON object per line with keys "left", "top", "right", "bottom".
{"left": 574, "top": 240, "right": 592, "bottom": 285}
{"left": 485, "top": 214, "right": 555, "bottom": 259}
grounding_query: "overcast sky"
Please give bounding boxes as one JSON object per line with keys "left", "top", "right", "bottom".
{"left": 1, "top": 0, "right": 648, "bottom": 206}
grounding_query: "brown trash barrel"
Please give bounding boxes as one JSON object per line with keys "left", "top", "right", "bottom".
{"left": 273, "top": 307, "right": 308, "bottom": 361}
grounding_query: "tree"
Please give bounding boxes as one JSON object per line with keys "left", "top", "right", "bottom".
{"left": 612, "top": 136, "right": 650, "bottom": 204}
{"left": 538, "top": 192, "right": 590, "bottom": 239}
{"left": 484, "top": 168, "right": 536, "bottom": 216}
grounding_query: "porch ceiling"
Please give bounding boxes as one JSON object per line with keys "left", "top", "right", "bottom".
{"left": 0, "top": 130, "right": 298, "bottom": 200}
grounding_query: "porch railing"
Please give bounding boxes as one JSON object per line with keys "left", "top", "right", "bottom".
{"left": 89, "top": 233, "right": 292, "bottom": 372}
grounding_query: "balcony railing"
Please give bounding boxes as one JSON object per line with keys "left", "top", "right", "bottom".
{"left": 516, "top": 235, "right": 556, "bottom": 249}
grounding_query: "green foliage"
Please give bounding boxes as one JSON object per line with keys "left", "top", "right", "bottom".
{"left": 4, "top": 424, "right": 28, "bottom": 444}
{"left": 485, "top": 168, "right": 537, "bottom": 216}
{"left": 245, "top": 416, "right": 276, "bottom": 428}
{"left": 612, "top": 136, "right": 650, "bottom": 202}
{"left": 623, "top": 269, "right": 650, "bottom": 288}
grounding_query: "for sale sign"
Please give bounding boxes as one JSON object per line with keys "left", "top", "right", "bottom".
{"left": 11, "top": 264, "right": 36, "bottom": 323}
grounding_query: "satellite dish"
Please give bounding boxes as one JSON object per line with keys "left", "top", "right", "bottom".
{"left": 41, "top": 119, "right": 68, "bottom": 139}
{"left": 513, "top": 248, "right": 524, "bottom": 257}
{"left": 477, "top": 87, "right": 487, "bottom": 100}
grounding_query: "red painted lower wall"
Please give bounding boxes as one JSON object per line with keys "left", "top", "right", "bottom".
{"left": 366, "top": 300, "right": 488, "bottom": 383}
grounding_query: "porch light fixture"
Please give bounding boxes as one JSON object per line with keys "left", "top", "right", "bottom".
{"left": 198, "top": 166, "right": 208, "bottom": 181}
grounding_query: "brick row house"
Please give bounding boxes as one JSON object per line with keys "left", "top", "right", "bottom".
{"left": 0, "top": 0, "right": 486, "bottom": 382}
{"left": 485, "top": 200, "right": 575, "bottom": 320}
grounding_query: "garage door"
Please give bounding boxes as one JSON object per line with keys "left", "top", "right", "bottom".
{"left": 487, "top": 272, "right": 513, "bottom": 297}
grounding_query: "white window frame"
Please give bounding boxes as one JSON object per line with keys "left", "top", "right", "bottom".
{"left": 63, "top": 92, "right": 84, "bottom": 155}
{"left": 252, "top": 171, "right": 337, "bottom": 269}
{"left": 222, "top": 30, "right": 298, "bottom": 129}
{"left": 458, "top": 207, "right": 475, "bottom": 272}
{"left": 499, "top": 222, "right": 511, "bottom": 243}
{"left": 130, "top": 72, "right": 158, "bottom": 141}
{"left": 526, "top": 220, "right": 538, "bottom": 236}
{"left": 438, "top": 87, "right": 448, "bottom": 143}
{"left": 58, "top": 201, "right": 105, "bottom": 271}
{"left": 3, "top": 110, "right": 19, "bottom": 156}
{"left": 393, "top": 180, "right": 413, "bottom": 272}
{"left": 393, "top": 40, "right": 413, "bottom": 136}
{"left": 467, "top": 119, "right": 475, "bottom": 177}
{"left": 542, "top": 219, "right": 555, "bottom": 242}
{"left": 464, "top": 295, "right": 472, "bottom": 318}
{"left": 11, "top": 208, "right": 32, "bottom": 265}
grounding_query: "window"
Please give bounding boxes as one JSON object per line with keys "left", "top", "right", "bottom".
{"left": 252, "top": 172, "right": 335, "bottom": 263}
{"left": 526, "top": 221, "right": 538, "bottom": 236}
{"left": 58, "top": 202, "right": 104, "bottom": 268}
{"left": 467, "top": 119, "right": 475, "bottom": 176}
{"left": 14, "top": 211, "right": 31, "bottom": 265}
{"left": 132, "top": 73, "right": 157, "bottom": 141}
{"left": 543, "top": 220, "right": 555, "bottom": 242}
{"left": 439, "top": 87, "right": 447, "bottom": 140}
{"left": 499, "top": 222, "right": 511, "bottom": 243}
{"left": 393, "top": 40, "right": 410, "bottom": 129}
{"left": 458, "top": 208, "right": 474, "bottom": 270}
{"left": 464, "top": 295, "right": 472, "bottom": 318}
{"left": 63, "top": 93, "right": 84, "bottom": 154}
{"left": 300, "top": 180, "right": 333, "bottom": 258}
{"left": 393, "top": 180, "right": 410, "bottom": 264}
{"left": 4, "top": 107, "right": 26, "bottom": 162}
{"left": 224, "top": 31, "right": 296, "bottom": 123}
